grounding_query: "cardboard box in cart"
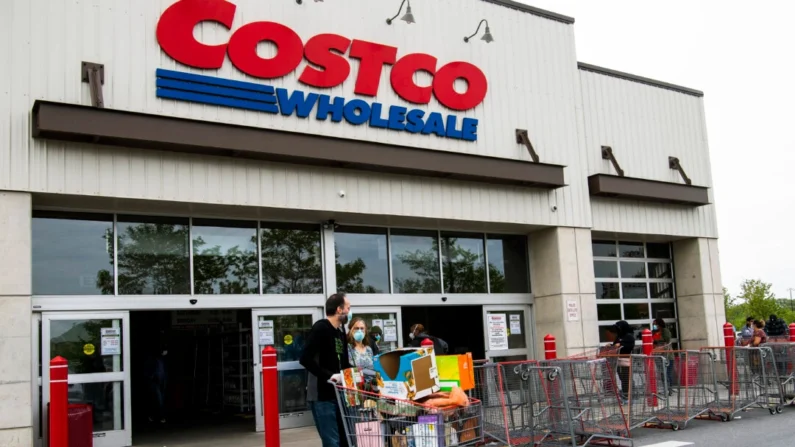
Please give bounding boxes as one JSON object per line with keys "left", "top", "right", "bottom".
{"left": 436, "top": 353, "right": 475, "bottom": 392}
{"left": 373, "top": 347, "right": 440, "bottom": 400}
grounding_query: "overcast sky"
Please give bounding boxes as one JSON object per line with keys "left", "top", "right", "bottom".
{"left": 518, "top": 0, "right": 795, "bottom": 299}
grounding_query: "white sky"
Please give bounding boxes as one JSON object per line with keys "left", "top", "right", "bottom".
{"left": 518, "top": 0, "right": 795, "bottom": 298}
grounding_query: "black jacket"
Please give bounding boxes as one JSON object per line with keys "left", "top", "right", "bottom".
{"left": 410, "top": 333, "right": 449, "bottom": 354}
{"left": 299, "top": 319, "right": 351, "bottom": 402}
{"left": 766, "top": 316, "right": 788, "bottom": 337}
{"left": 612, "top": 321, "right": 635, "bottom": 355}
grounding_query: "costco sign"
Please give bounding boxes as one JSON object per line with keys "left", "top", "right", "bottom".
{"left": 155, "top": 0, "right": 488, "bottom": 141}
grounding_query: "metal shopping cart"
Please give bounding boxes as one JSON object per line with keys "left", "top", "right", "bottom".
{"left": 332, "top": 381, "right": 483, "bottom": 447}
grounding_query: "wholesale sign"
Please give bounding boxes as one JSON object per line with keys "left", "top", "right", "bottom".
{"left": 156, "top": 0, "right": 488, "bottom": 141}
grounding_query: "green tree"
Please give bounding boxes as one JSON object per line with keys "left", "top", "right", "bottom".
{"left": 738, "top": 279, "right": 780, "bottom": 320}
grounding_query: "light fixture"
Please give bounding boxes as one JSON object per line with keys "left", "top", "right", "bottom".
{"left": 464, "top": 19, "right": 494, "bottom": 43}
{"left": 386, "top": 0, "right": 415, "bottom": 25}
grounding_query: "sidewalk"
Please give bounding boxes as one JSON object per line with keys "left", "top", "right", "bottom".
{"left": 134, "top": 426, "right": 320, "bottom": 447}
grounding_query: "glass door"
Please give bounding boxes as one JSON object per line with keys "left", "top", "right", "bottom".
{"left": 252, "top": 308, "right": 322, "bottom": 431}
{"left": 42, "top": 312, "right": 131, "bottom": 447}
{"left": 347, "top": 306, "right": 403, "bottom": 354}
{"left": 482, "top": 305, "right": 534, "bottom": 362}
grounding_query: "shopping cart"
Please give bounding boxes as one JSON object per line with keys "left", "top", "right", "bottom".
{"left": 700, "top": 346, "right": 782, "bottom": 421}
{"left": 647, "top": 350, "right": 716, "bottom": 430}
{"left": 332, "top": 381, "right": 483, "bottom": 446}
{"left": 761, "top": 342, "right": 795, "bottom": 407}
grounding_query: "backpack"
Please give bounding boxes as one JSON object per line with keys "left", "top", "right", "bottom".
{"left": 419, "top": 335, "right": 449, "bottom": 354}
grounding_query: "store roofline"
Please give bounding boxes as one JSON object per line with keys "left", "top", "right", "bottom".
{"left": 578, "top": 62, "right": 704, "bottom": 97}
{"left": 481, "top": 0, "right": 575, "bottom": 24}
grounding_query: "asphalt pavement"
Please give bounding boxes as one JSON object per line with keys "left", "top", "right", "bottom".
{"left": 630, "top": 405, "right": 795, "bottom": 446}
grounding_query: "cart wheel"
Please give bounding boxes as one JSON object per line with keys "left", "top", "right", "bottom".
{"left": 776, "top": 405, "right": 783, "bottom": 414}
{"left": 671, "top": 423, "right": 679, "bottom": 431}
{"left": 721, "top": 414, "right": 730, "bottom": 422}
{"left": 769, "top": 408, "right": 776, "bottom": 415}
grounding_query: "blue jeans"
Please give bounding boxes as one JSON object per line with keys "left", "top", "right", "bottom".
{"left": 310, "top": 401, "right": 347, "bottom": 447}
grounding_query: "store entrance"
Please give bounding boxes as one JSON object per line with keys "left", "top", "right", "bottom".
{"left": 130, "top": 309, "right": 255, "bottom": 444}
{"left": 400, "top": 305, "right": 486, "bottom": 360}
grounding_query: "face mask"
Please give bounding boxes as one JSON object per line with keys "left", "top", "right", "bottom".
{"left": 409, "top": 333, "right": 415, "bottom": 340}
{"left": 339, "top": 310, "right": 350, "bottom": 325}
{"left": 652, "top": 325, "right": 658, "bottom": 331}
{"left": 353, "top": 330, "right": 365, "bottom": 342}
{"left": 375, "top": 335, "right": 381, "bottom": 342}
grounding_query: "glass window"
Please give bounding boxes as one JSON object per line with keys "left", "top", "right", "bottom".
{"left": 32, "top": 211, "right": 114, "bottom": 295}
{"left": 487, "top": 311, "right": 527, "bottom": 350}
{"left": 618, "top": 242, "right": 644, "bottom": 258}
{"left": 260, "top": 223, "right": 323, "bottom": 294}
{"left": 486, "top": 235, "right": 530, "bottom": 293}
{"left": 597, "top": 304, "right": 621, "bottom": 321}
{"left": 592, "top": 240, "right": 617, "bottom": 257}
{"left": 596, "top": 282, "right": 619, "bottom": 299}
{"left": 599, "top": 325, "right": 617, "bottom": 343}
{"left": 646, "top": 243, "right": 671, "bottom": 259}
{"left": 50, "top": 319, "right": 123, "bottom": 374}
{"left": 334, "top": 227, "right": 390, "bottom": 293}
{"left": 652, "top": 302, "right": 676, "bottom": 319}
{"left": 620, "top": 261, "right": 646, "bottom": 279}
{"left": 256, "top": 314, "right": 315, "bottom": 362}
{"left": 624, "top": 303, "right": 650, "bottom": 320}
{"left": 67, "top": 381, "right": 124, "bottom": 432}
{"left": 441, "top": 232, "right": 487, "bottom": 293}
{"left": 650, "top": 283, "right": 674, "bottom": 299}
{"left": 594, "top": 261, "right": 619, "bottom": 278}
{"left": 353, "top": 313, "right": 399, "bottom": 353}
{"left": 117, "top": 215, "right": 190, "bottom": 295}
{"left": 622, "top": 283, "right": 648, "bottom": 299}
{"left": 390, "top": 229, "right": 441, "bottom": 294}
{"left": 648, "top": 263, "right": 672, "bottom": 279}
{"left": 192, "top": 219, "right": 258, "bottom": 294}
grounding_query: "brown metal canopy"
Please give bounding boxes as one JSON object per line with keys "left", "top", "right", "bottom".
{"left": 588, "top": 173, "right": 710, "bottom": 206}
{"left": 31, "top": 100, "right": 566, "bottom": 189}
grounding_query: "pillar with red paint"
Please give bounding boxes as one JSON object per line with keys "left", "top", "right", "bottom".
{"left": 789, "top": 323, "right": 795, "bottom": 343}
{"left": 262, "top": 346, "right": 280, "bottom": 447}
{"left": 49, "top": 356, "right": 68, "bottom": 447}
{"left": 724, "top": 322, "right": 739, "bottom": 396}
{"left": 544, "top": 334, "right": 557, "bottom": 360}
{"left": 641, "top": 329, "right": 658, "bottom": 406}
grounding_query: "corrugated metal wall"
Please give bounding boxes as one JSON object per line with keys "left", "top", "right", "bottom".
{"left": 0, "top": 0, "right": 592, "bottom": 228}
{"left": 578, "top": 69, "right": 719, "bottom": 238}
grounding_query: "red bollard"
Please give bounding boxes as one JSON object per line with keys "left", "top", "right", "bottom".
{"left": 262, "top": 346, "right": 280, "bottom": 447}
{"left": 49, "top": 356, "right": 68, "bottom": 447}
{"left": 789, "top": 323, "right": 795, "bottom": 343}
{"left": 724, "top": 322, "right": 739, "bottom": 396}
{"left": 642, "top": 329, "right": 658, "bottom": 406}
{"left": 544, "top": 334, "right": 557, "bottom": 360}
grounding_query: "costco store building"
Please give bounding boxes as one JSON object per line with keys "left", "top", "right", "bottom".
{"left": 1, "top": 0, "right": 725, "bottom": 445}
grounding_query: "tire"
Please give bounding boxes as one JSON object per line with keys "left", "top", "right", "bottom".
{"left": 769, "top": 408, "right": 776, "bottom": 415}
{"left": 776, "top": 405, "right": 783, "bottom": 414}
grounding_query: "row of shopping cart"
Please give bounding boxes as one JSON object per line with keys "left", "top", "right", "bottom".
{"left": 328, "top": 342, "right": 795, "bottom": 446}
{"left": 468, "top": 342, "right": 795, "bottom": 446}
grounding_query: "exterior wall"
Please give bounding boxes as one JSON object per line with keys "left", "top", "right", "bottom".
{"left": 0, "top": 191, "right": 33, "bottom": 446}
{"left": 1, "top": 0, "right": 592, "bottom": 228}
{"left": 530, "top": 227, "right": 599, "bottom": 357}
{"left": 673, "top": 237, "right": 725, "bottom": 348}
{"left": 579, "top": 69, "right": 718, "bottom": 238}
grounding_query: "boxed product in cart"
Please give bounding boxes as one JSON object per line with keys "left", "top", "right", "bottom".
{"left": 436, "top": 353, "right": 475, "bottom": 391}
{"left": 373, "top": 348, "right": 440, "bottom": 400}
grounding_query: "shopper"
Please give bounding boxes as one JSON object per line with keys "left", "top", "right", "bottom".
{"left": 347, "top": 317, "right": 376, "bottom": 391}
{"left": 369, "top": 325, "right": 383, "bottom": 356}
{"left": 300, "top": 293, "right": 352, "bottom": 447}
{"left": 143, "top": 344, "right": 168, "bottom": 424}
{"left": 766, "top": 314, "right": 787, "bottom": 338}
{"left": 408, "top": 323, "right": 449, "bottom": 354}
{"left": 610, "top": 320, "right": 635, "bottom": 404}
{"left": 652, "top": 318, "right": 675, "bottom": 395}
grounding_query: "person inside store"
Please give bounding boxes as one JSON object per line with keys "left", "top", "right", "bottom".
{"left": 369, "top": 325, "right": 383, "bottom": 355}
{"left": 609, "top": 320, "right": 635, "bottom": 404}
{"left": 652, "top": 318, "right": 675, "bottom": 395}
{"left": 347, "top": 317, "right": 376, "bottom": 390}
{"left": 300, "top": 293, "right": 352, "bottom": 447}
{"left": 407, "top": 323, "right": 449, "bottom": 354}
{"left": 143, "top": 342, "right": 168, "bottom": 424}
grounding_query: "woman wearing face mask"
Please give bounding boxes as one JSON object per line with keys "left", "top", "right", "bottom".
{"left": 347, "top": 317, "right": 375, "bottom": 385}
{"left": 369, "top": 326, "right": 383, "bottom": 355}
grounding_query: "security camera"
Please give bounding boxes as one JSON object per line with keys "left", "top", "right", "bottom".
{"left": 441, "top": 297, "right": 448, "bottom": 302}
{"left": 189, "top": 299, "right": 198, "bottom": 305}
{"left": 339, "top": 190, "right": 346, "bottom": 198}
{"left": 551, "top": 205, "right": 558, "bottom": 212}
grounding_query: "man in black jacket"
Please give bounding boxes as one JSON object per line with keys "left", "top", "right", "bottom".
{"left": 300, "top": 293, "right": 352, "bottom": 447}
{"left": 766, "top": 314, "right": 787, "bottom": 337}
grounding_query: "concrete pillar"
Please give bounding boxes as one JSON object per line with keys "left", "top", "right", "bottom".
{"left": 0, "top": 191, "right": 33, "bottom": 446}
{"left": 530, "top": 227, "right": 599, "bottom": 358}
{"left": 672, "top": 238, "right": 725, "bottom": 349}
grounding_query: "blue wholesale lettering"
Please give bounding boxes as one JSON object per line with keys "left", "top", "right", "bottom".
{"left": 155, "top": 68, "right": 479, "bottom": 142}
